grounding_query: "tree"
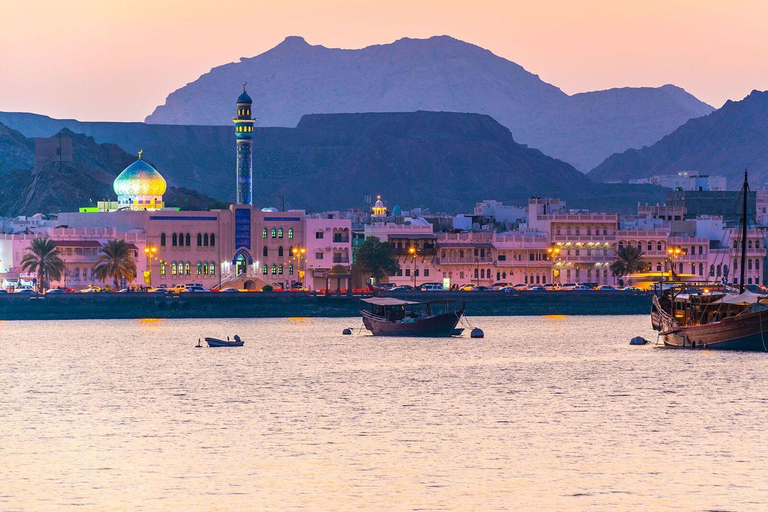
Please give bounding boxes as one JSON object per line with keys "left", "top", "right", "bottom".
{"left": 352, "top": 236, "right": 400, "bottom": 283}
{"left": 93, "top": 239, "right": 137, "bottom": 289}
{"left": 20, "top": 236, "right": 65, "bottom": 293}
{"left": 610, "top": 245, "right": 649, "bottom": 278}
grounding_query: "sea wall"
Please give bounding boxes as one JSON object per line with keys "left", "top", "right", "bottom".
{"left": 0, "top": 291, "right": 653, "bottom": 321}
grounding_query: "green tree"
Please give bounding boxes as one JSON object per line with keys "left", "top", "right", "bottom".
{"left": 352, "top": 236, "right": 400, "bottom": 283}
{"left": 20, "top": 236, "right": 65, "bottom": 293}
{"left": 610, "top": 245, "right": 649, "bottom": 278}
{"left": 93, "top": 239, "right": 137, "bottom": 289}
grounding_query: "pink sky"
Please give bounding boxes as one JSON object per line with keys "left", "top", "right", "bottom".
{"left": 1, "top": 0, "right": 766, "bottom": 122}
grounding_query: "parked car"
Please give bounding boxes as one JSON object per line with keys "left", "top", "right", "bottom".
{"left": 16, "top": 289, "right": 42, "bottom": 296}
{"left": 596, "top": 285, "right": 617, "bottom": 291}
{"left": 81, "top": 285, "right": 102, "bottom": 293}
{"left": 573, "top": 285, "right": 592, "bottom": 291}
{"left": 186, "top": 284, "right": 210, "bottom": 293}
{"left": 513, "top": 284, "right": 529, "bottom": 289}
{"left": 45, "top": 288, "right": 67, "bottom": 294}
{"left": 528, "top": 286, "right": 546, "bottom": 291}
{"left": 375, "top": 283, "right": 396, "bottom": 291}
{"left": 221, "top": 287, "right": 241, "bottom": 293}
{"left": 168, "top": 285, "right": 190, "bottom": 293}
{"left": 0, "top": 289, "right": 8, "bottom": 294}
{"left": 581, "top": 282, "right": 599, "bottom": 290}
{"left": 559, "top": 283, "right": 578, "bottom": 291}
{"left": 475, "top": 286, "right": 491, "bottom": 291}
{"left": 148, "top": 287, "right": 168, "bottom": 294}
{"left": 390, "top": 285, "right": 414, "bottom": 292}
{"left": 289, "top": 282, "right": 307, "bottom": 291}
{"left": 418, "top": 283, "right": 445, "bottom": 291}
{"left": 622, "top": 286, "right": 642, "bottom": 291}
{"left": 491, "top": 282, "right": 509, "bottom": 290}
{"left": 459, "top": 284, "right": 477, "bottom": 291}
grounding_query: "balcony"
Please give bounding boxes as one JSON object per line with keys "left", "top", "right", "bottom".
{"left": 394, "top": 248, "right": 437, "bottom": 256}
{"left": 438, "top": 256, "right": 495, "bottom": 264}
{"left": 551, "top": 235, "right": 616, "bottom": 242}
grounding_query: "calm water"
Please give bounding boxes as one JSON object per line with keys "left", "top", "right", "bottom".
{"left": 1, "top": 315, "right": 767, "bottom": 511}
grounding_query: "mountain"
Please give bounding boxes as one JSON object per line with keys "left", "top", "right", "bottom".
{"left": 145, "top": 35, "right": 713, "bottom": 171}
{"left": 589, "top": 90, "right": 768, "bottom": 186}
{"left": 0, "top": 126, "right": 221, "bottom": 216}
{"left": 0, "top": 122, "right": 34, "bottom": 174}
{"left": 0, "top": 112, "right": 667, "bottom": 215}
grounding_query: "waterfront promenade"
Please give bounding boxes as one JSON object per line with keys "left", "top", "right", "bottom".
{"left": 0, "top": 290, "right": 652, "bottom": 320}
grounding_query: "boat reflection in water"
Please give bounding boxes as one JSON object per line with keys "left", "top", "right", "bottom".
{"left": 360, "top": 297, "right": 464, "bottom": 337}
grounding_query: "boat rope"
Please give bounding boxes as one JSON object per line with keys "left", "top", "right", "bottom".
{"left": 459, "top": 314, "right": 475, "bottom": 330}
{"left": 760, "top": 309, "right": 767, "bottom": 352}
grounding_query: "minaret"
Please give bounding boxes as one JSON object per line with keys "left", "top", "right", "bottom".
{"left": 233, "top": 83, "right": 255, "bottom": 205}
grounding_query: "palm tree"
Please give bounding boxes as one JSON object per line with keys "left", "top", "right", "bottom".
{"left": 93, "top": 239, "right": 137, "bottom": 289}
{"left": 610, "top": 245, "right": 649, "bottom": 278}
{"left": 20, "top": 237, "right": 65, "bottom": 293}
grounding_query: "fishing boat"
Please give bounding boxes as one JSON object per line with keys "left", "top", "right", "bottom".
{"left": 359, "top": 297, "right": 464, "bottom": 337}
{"left": 651, "top": 171, "right": 768, "bottom": 351}
{"left": 204, "top": 336, "right": 244, "bottom": 347}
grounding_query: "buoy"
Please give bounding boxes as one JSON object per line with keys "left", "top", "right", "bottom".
{"left": 629, "top": 336, "right": 649, "bottom": 345}
{"left": 342, "top": 328, "right": 352, "bottom": 335}
{"left": 470, "top": 328, "right": 484, "bottom": 338}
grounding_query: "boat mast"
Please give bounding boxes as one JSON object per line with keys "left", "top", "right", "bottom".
{"left": 739, "top": 170, "right": 749, "bottom": 294}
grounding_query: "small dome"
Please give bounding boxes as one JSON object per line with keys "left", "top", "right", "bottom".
{"left": 374, "top": 198, "right": 384, "bottom": 209}
{"left": 392, "top": 204, "right": 402, "bottom": 217}
{"left": 237, "top": 90, "right": 252, "bottom": 104}
{"left": 113, "top": 159, "right": 167, "bottom": 198}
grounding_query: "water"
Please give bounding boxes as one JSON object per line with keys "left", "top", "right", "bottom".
{"left": 1, "top": 315, "right": 767, "bottom": 511}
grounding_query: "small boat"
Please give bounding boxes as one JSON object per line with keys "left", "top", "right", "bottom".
{"left": 205, "top": 336, "right": 244, "bottom": 347}
{"left": 360, "top": 297, "right": 464, "bottom": 337}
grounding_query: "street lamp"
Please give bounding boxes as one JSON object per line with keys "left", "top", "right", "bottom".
{"left": 666, "top": 246, "right": 685, "bottom": 282}
{"left": 143, "top": 245, "right": 157, "bottom": 288}
{"left": 408, "top": 246, "right": 419, "bottom": 288}
{"left": 292, "top": 247, "right": 306, "bottom": 287}
{"left": 547, "top": 246, "right": 562, "bottom": 285}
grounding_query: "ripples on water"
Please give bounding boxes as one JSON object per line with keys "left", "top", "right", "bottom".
{"left": 1, "top": 315, "right": 767, "bottom": 511}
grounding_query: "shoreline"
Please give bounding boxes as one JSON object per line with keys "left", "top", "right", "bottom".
{"left": 0, "top": 290, "right": 653, "bottom": 320}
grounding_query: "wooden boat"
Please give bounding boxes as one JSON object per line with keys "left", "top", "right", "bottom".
{"left": 651, "top": 171, "right": 768, "bottom": 351}
{"left": 205, "top": 336, "right": 244, "bottom": 347}
{"left": 360, "top": 297, "right": 464, "bottom": 337}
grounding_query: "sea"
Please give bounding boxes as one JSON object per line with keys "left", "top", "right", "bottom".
{"left": 1, "top": 315, "right": 767, "bottom": 511}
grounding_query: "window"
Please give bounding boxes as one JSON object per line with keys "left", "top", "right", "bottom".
{"left": 197, "top": 234, "right": 202, "bottom": 247}
{"left": 316, "top": 231, "right": 324, "bottom": 239}
{"left": 498, "top": 255, "right": 506, "bottom": 261}
{"left": 185, "top": 262, "right": 191, "bottom": 275}
{"left": 424, "top": 269, "right": 430, "bottom": 277}
{"left": 178, "top": 233, "right": 184, "bottom": 247}
{"left": 278, "top": 265, "right": 283, "bottom": 275}
{"left": 748, "top": 259, "right": 753, "bottom": 270}
{"left": 278, "top": 228, "right": 283, "bottom": 239}
{"left": 647, "top": 242, "right": 652, "bottom": 251}
{"left": 263, "top": 228, "right": 268, "bottom": 239}
{"left": 209, "top": 261, "right": 215, "bottom": 276}
{"left": 171, "top": 262, "right": 177, "bottom": 275}
{"left": 210, "top": 234, "right": 215, "bottom": 247}
{"left": 262, "top": 264, "right": 268, "bottom": 274}
{"left": 710, "top": 265, "right": 715, "bottom": 276}
{"left": 480, "top": 269, "right": 485, "bottom": 278}
{"left": 196, "top": 262, "right": 202, "bottom": 275}
{"left": 172, "top": 233, "right": 178, "bottom": 246}
{"left": 160, "top": 262, "right": 166, "bottom": 275}
{"left": 749, "top": 240, "right": 753, "bottom": 249}
{"left": 756, "top": 260, "right": 761, "bottom": 271}
{"left": 288, "top": 264, "right": 294, "bottom": 275}
{"left": 263, "top": 246, "right": 268, "bottom": 257}
{"left": 278, "top": 246, "right": 284, "bottom": 257}
{"left": 474, "top": 268, "right": 479, "bottom": 278}
{"left": 203, "top": 262, "right": 208, "bottom": 275}
{"left": 271, "top": 264, "right": 277, "bottom": 275}
{"left": 185, "top": 233, "right": 191, "bottom": 247}
{"left": 202, "top": 234, "right": 208, "bottom": 247}
{"left": 657, "top": 242, "right": 662, "bottom": 251}
{"left": 160, "top": 233, "right": 166, "bottom": 247}
{"left": 405, "top": 268, "right": 411, "bottom": 277}
{"left": 288, "top": 228, "right": 294, "bottom": 239}
{"left": 316, "top": 252, "right": 323, "bottom": 260}
{"left": 271, "top": 229, "right": 277, "bottom": 238}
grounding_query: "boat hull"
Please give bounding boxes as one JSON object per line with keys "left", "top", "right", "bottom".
{"left": 362, "top": 310, "right": 462, "bottom": 337}
{"left": 205, "top": 337, "right": 244, "bottom": 347}
{"left": 661, "top": 309, "right": 768, "bottom": 352}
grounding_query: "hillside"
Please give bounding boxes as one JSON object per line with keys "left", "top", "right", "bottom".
{"left": 589, "top": 90, "right": 768, "bottom": 186}
{"left": 144, "top": 35, "right": 713, "bottom": 171}
{"left": 0, "top": 127, "right": 221, "bottom": 216}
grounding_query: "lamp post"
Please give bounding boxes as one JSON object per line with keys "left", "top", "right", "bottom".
{"left": 408, "top": 246, "right": 419, "bottom": 288}
{"left": 547, "top": 246, "right": 562, "bottom": 285}
{"left": 666, "top": 246, "right": 685, "bottom": 282}
{"left": 292, "top": 247, "right": 306, "bottom": 288}
{"left": 143, "top": 245, "right": 157, "bottom": 288}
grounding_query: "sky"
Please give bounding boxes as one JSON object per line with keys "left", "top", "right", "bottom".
{"left": 1, "top": 0, "right": 767, "bottom": 122}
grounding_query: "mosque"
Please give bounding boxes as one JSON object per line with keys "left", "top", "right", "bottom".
{"left": 1, "top": 89, "right": 352, "bottom": 291}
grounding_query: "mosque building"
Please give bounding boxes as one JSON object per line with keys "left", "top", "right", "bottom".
{"left": 0, "top": 88, "right": 352, "bottom": 291}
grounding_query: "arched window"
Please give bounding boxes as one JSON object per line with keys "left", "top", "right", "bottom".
{"left": 289, "top": 264, "right": 294, "bottom": 275}
{"left": 699, "top": 263, "right": 703, "bottom": 276}
{"left": 710, "top": 265, "right": 715, "bottom": 276}
{"left": 197, "top": 234, "right": 202, "bottom": 247}
{"left": 749, "top": 240, "right": 753, "bottom": 249}
{"left": 474, "top": 268, "right": 479, "bottom": 278}
{"left": 278, "top": 264, "right": 283, "bottom": 275}
{"left": 203, "top": 262, "right": 208, "bottom": 275}
{"left": 172, "top": 233, "right": 178, "bottom": 246}
{"left": 185, "top": 233, "right": 191, "bottom": 247}
{"left": 734, "top": 240, "right": 739, "bottom": 249}
{"left": 271, "top": 264, "right": 277, "bottom": 274}
{"left": 278, "top": 246, "right": 284, "bottom": 257}
{"left": 160, "top": 262, "right": 166, "bottom": 275}
{"left": 756, "top": 240, "right": 761, "bottom": 249}
{"left": 185, "top": 262, "right": 191, "bottom": 275}
{"left": 647, "top": 242, "right": 652, "bottom": 251}
{"left": 717, "top": 264, "right": 722, "bottom": 276}
{"left": 288, "top": 228, "right": 294, "bottom": 239}
{"left": 196, "top": 261, "right": 202, "bottom": 275}
{"left": 657, "top": 242, "right": 662, "bottom": 251}
{"left": 278, "top": 228, "right": 283, "bottom": 239}
{"left": 656, "top": 263, "right": 662, "bottom": 271}
{"left": 263, "top": 246, "right": 268, "bottom": 257}
{"left": 262, "top": 265, "right": 268, "bottom": 275}
{"left": 748, "top": 259, "right": 753, "bottom": 270}
{"left": 756, "top": 260, "right": 761, "bottom": 271}
{"left": 179, "top": 233, "right": 186, "bottom": 246}
{"left": 210, "top": 234, "right": 215, "bottom": 247}
{"left": 618, "top": 241, "right": 624, "bottom": 249}
{"left": 263, "top": 228, "right": 268, "bottom": 239}
{"left": 160, "top": 233, "right": 166, "bottom": 247}
{"left": 171, "top": 262, "right": 177, "bottom": 275}
{"left": 271, "top": 228, "right": 277, "bottom": 239}
{"left": 204, "top": 234, "right": 209, "bottom": 247}
{"left": 209, "top": 261, "right": 215, "bottom": 276}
